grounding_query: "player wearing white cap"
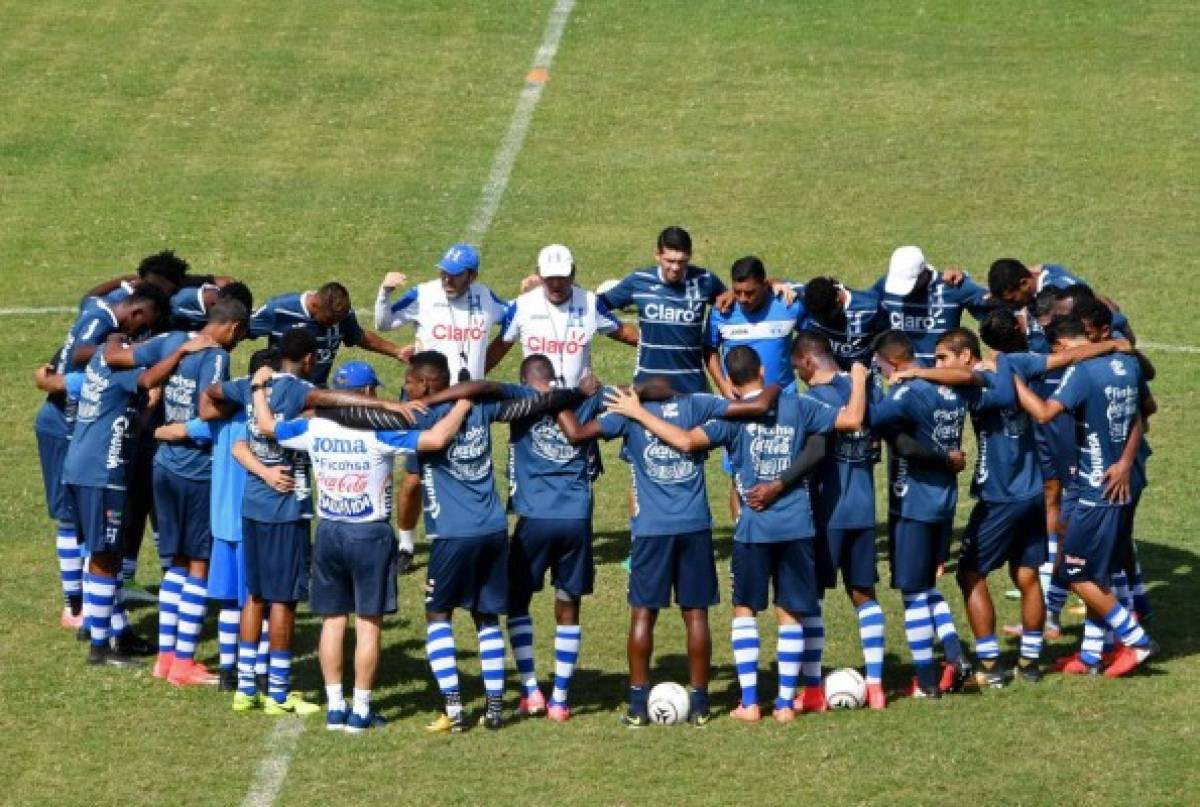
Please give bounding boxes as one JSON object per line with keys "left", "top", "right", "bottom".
{"left": 486, "top": 244, "right": 638, "bottom": 386}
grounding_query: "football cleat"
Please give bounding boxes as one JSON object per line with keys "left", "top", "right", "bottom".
{"left": 974, "top": 663, "right": 1014, "bottom": 689}
{"left": 688, "top": 709, "right": 713, "bottom": 727}
{"left": 152, "top": 651, "right": 175, "bottom": 679}
{"left": 263, "top": 692, "right": 321, "bottom": 716}
{"left": 546, "top": 703, "right": 571, "bottom": 723}
{"left": 232, "top": 692, "right": 264, "bottom": 712}
{"left": 87, "top": 644, "right": 144, "bottom": 668}
{"left": 111, "top": 632, "right": 156, "bottom": 657}
{"left": 795, "top": 685, "right": 827, "bottom": 713}
{"left": 478, "top": 713, "right": 506, "bottom": 731}
{"left": 216, "top": 668, "right": 238, "bottom": 692}
{"left": 772, "top": 703, "right": 796, "bottom": 724}
{"left": 620, "top": 710, "right": 651, "bottom": 728}
{"left": 908, "top": 677, "right": 942, "bottom": 699}
{"left": 346, "top": 711, "right": 387, "bottom": 733}
{"left": 326, "top": 708, "right": 349, "bottom": 731}
{"left": 730, "top": 703, "right": 761, "bottom": 723}
{"left": 1060, "top": 656, "right": 1101, "bottom": 676}
{"left": 1016, "top": 661, "right": 1044, "bottom": 684}
{"left": 61, "top": 608, "right": 84, "bottom": 630}
{"left": 517, "top": 689, "right": 547, "bottom": 717}
{"left": 940, "top": 658, "right": 974, "bottom": 693}
{"left": 866, "top": 683, "right": 887, "bottom": 711}
{"left": 397, "top": 550, "right": 414, "bottom": 576}
{"left": 168, "top": 659, "right": 219, "bottom": 687}
{"left": 425, "top": 712, "right": 467, "bottom": 734}
{"left": 1102, "top": 641, "right": 1158, "bottom": 678}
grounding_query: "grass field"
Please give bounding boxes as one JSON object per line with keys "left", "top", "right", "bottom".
{"left": 1, "top": 1, "right": 1198, "bottom": 804}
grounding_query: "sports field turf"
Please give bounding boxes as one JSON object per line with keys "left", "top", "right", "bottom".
{"left": 1, "top": 1, "right": 1197, "bottom": 804}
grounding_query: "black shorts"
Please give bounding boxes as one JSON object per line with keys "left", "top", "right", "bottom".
{"left": 425, "top": 531, "right": 508, "bottom": 615}
{"left": 508, "top": 517, "right": 594, "bottom": 611}
{"left": 310, "top": 520, "right": 398, "bottom": 617}
{"left": 731, "top": 539, "right": 820, "bottom": 615}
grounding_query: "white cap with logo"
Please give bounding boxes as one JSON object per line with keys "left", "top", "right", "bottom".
{"left": 537, "top": 244, "right": 575, "bottom": 278}
{"left": 884, "top": 245, "right": 932, "bottom": 296}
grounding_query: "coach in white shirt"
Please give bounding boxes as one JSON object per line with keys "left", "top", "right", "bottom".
{"left": 487, "top": 244, "right": 638, "bottom": 385}
{"left": 374, "top": 243, "right": 511, "bottom": 382}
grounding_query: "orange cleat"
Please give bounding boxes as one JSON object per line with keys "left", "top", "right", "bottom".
{"left": 168, "top": 658, "right": 219, "bottom": 687}
{"left": 772, "top": 705, "right": 796, "bottom": 724}
{"left": 866, "top": 683, "right": 887, "bottom": 711}
{"left": 546, "top": 703, "right": 571, "bottom": 723}
{"left": 1102, "top": 642, "right": 1157, "bottom": 678}
{"left": 152, "top": 651, "right": 175, "bottom": 679}
{"left": 730, "top": 703, "right": 761, "bottom": 723}
{"left": 1059, "top": 656, "right": 1100, "bottom": 676}
{"left": 60, "top": 608, "right": 84, "bottom": 630}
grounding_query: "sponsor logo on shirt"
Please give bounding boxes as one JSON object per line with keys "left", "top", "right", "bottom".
{"left": 530, "top": 417, "right": 580, "bottom": 464}
{"left": 642, "top": 436, "right": 698, "bottom": 484}
{"left": 644, "top": 302, "right": 702, "bottom": 323}
{"left": 319, "top": 490, "right": 374, "bottom": 518}
{"left": 445, "top": 425, "right": 492, "bottom": 482}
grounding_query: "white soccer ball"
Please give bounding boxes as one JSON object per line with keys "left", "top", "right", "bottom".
{"left": 647, "top": 682, "right": 690, "bottom": 725}
{"left": 823, "top": 667, "right": 866, "bottom": 710}
{"left": 595, "top": 278, "right": 620, "bottom": 297}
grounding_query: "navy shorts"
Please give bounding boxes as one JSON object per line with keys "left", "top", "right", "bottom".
{"left": 1061, "top": 502, "right": 1134, "bottom": 586}
{"left": 816, "top": 525, "right": 878, "bottom": 590}
{"left": 36, "top": 431, "right": 72, "bottom": 521}
{"left": 731, "top": 539, "right": 820, "bottom": 615}
{"left": 207, "top": 538, "right": 247, "bottom": 605}
{"left": 426, "top": 531, "right": 508, "bottom": 615}
{"left": 153, "top": 465, "right": 213, "bottom": 560}
{"left": 889, "top": 517, "right": 951, "bottom": 593}
{"left": 66, "top": 484, "right": 126, "bottom": 555}
{"left": 310, "top": 520, "right": 398, "bottom": 616}
{"left": 508, "top": 517, "right": 594, "bottom": 611}
{"left": 243, "top": 519, "right": 311, "bottom": 603}
{"left": 960, "top": 496, "right": 1047, "bottom": 575}
{"left": 629, "top": 530, "right": 718, "bottom": 610}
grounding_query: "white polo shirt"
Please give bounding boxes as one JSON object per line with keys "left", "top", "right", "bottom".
{"left": 500, "top": 285, "right": 619, "bottom": 386}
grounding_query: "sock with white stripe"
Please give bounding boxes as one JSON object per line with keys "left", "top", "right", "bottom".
{"left": 801, "top": 613, "right": 825, "bottom": 688}
{"left": 550, "top": 625, "right": 581, "bottom": 707}
{"left": 478, "top": 624, "right": 506, "bottom": 699}
{"left": 1103, "top": 603, "right": 1149, "bottom": 648}
{"left": 975, "top": 633, "right": 1000, "bottom": 662}
{"left": 425, "top": 621, "right": 461, "bottom": 716}
{"left": 1045, "top": 578, "right": 1070, "bottom": 621}
{"left": 506, "top": 615, "right": 538, "bottom": 697}
{"left": 926, "top": 589, "right": 963, "bottom": 663}
{"left": 1111, "top": 570, "right": 1133, "bottom": 612}
{"left": 84, "top": 572, "right": 116, "bottom": 648}
{"left": 1131, "top": 557, "right": 1151, "bottom": 617}
{"left": 110, "top": 579, "right": 129, "bottom": 636}
{"left": 157, "top": 566, "right": 186, "bottom": 654}
{"left": 174, "top": 575, "right": 208, "bottom": 662}
{"left": 1081, "top": 617, "right": 1106, "bottom": 666}
{"left": 731, "top": 616, "right": 759, "bottom": 708}
{"left": 775, "top": 624, "right": 804, "bottom": 708}
{"left": 120, "top": 556, "right": 138, "bottom": 585}
{"left": 237, "top": 642, "right": 258, "bottom": 696}
{"left": 1020, "top": 630, "right": 1043, "bottom": 661}
{"left": 398, "top": 529, "right": 415, "bottom": 555}
{"left": 903, "top": 592, "right": 936, "bottom": 684}
{"left": 268, "top": 650, "right": 291, "bottom": 704}
{"left": 217, "top": 603, "right": 239, "bottom": 671}
{"left": 856, "top": 600, "right": 885, "bottom": 685}
{"left": 56, "top": 522, "right": 83, "bottom": 614}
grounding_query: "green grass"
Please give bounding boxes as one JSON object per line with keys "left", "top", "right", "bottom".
{"left": 1, "top": 1, "right": 1198, "bottom": 804}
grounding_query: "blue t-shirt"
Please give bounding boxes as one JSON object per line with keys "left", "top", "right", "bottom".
{"left": 872, "top": 377, "right": 972, "bottom": 523}
{"left": 186, "top": 415, "right": 247, "bottom": 542}
{"left": 36, "top": 301, "right": 124, "bottom": 439}
{"left": 61, "top": 353, "right": 141, "bottom": 489}
{"left": 598, "top": 393, "right": 730, "bottom": 537}
{"left": 598, "top": 266, "right": 726, "bottom": 393}
{"left": 248, "top": 292, "right": 365, "bottom": 386}
{"left": 702, "top": 393, "right": 839, "bottom": 542}
{"left": 968, "top": 353, "right": 1044, "bottom": 502}
{"left": 505, "top": 386, "right": 605, "bottom": 521}
{"left": 807, "top": 373, "right": 884, "bottom": 530}
{"left": 800, "top": 288, "right": 889, "bottom": 370}
{"left": 1051, "top": 354, "right": 1146, "bottom": 508}
{"left": 134, "top": 331, "right": 230, "bottom": 480}
{"left": 1025, "top": 264, "right": 1084, "bottom": 353}
{"left": 873, "top": 273, "right": 992, "bottom": 365}
{"left": 170, "top": 285, "right": 213, "bottom": 330}
{"left": 413, "top": 400, "right": 508, "bottom": 539}
{"left": 705, "top": 295, "right": 806, "bottom": 388}
{"left": 222, "top": 374, "right": 315, "bottom": 523}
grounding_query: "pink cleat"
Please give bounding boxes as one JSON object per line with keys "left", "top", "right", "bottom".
{"left": 772, "top": 705, "right": 795, "bottom": 724}
{"left": 517, "top": 689, "right": 547, "bottom": 717}
{"left": 152, "top": 651, "right": 175, "bottom": 680}
{"left": 730, "top": 703, "right": 761, "bottom": 723}
{"left": 866, "top": 683, "right": 887, "bottom": 711}
{"left": 546, "top": 703, "right": 571, "bottom": 723}
{"left": 60, "top": 608, "right": 83, "bottom": 630}
{"left": 168, "top": 658, "right": 219, "bottom": 687}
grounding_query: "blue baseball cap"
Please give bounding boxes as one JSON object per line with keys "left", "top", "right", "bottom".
{"left": 437, "top": 243, "right": 480, "bottom": 276}
{"left": 331, "top": 361, "right": 383, "bottom": 390}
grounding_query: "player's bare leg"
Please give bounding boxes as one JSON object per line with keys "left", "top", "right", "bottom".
{"left": 622, "top": 607, "right": 658, "bottom": 725}
{"left": 681, "top": 607, "right": 712, "bottom": 723}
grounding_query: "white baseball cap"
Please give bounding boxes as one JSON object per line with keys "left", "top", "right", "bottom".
{"left": 884, "top": 245, "right": 931, "bottom": 296}
{"left": 537, "top": 244, "right": 574, "bottom": 278}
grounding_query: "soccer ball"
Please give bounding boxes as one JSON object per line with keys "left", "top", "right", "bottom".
{"left": 595, "top": 278, "right": 619, "bottom": 297}
{"left": 823, "top": 668, "right": 866, "bottom": 710}
{"left": 647, "top": 682, "right": 690, "bottom": 725}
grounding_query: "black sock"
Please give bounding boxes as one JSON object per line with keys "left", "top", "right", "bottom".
{"left": 69, "top": 594, "right": 83, "bottom": 616}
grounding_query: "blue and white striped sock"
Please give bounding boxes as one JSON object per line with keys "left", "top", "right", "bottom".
{"left": 157, "top": 566, "right": 185, "bottom": 654}
{"left": 1131, "top": 555, "right": 1151, "bottom": 617}
{"left": 120, "top": 556, "right": 137, "bottom": 585}
{"left": 550, "top": 625, "right": 581, "bottom": 707}
{"left": 926, "top": 590, "right": 963, "bottom": 663}
{"left": 903, "top": 593, "right": 935, "bottom": 669}
{"left": 1103, "top": 603, "right": 1148, "bottom": 648}
{"left": 55, "top": 522, "right": 83, "bottom": 610}
{"left": 256, "top": 618, "right": 269, "bottom": 677}
{"left": 1039, "top": 533, "right": 1057, "bottom": 596}
{"left": 175, "top": 575, "right": 208, "bottom": 661}
{"left": 1046, "top": 579, "right": 1070, "bottom": 621}
{"left": 506, "top": 615, "right": 537, "bottom": 697}
{"left": 83, "top": 573, "right": 116, "bottom": 648}
{"left": 801, "top": 613, "right": 825, "bottom": 688}
{"left": 217, "top": 604, "right": 239, "bottom": 671}
{"left": 1081, "top": 617, "right": 1105, "bottom": 666}
{"left": 426, "top": 621, "right": 459, "bottom": 698}
{"left": 478, "top": 625, "right": 506, "bottom": 698}
{"left": 237, "top": 642, "right": 258, "bottom": 696}
{"left": 1111, "top": 570, "right": 1133, "bottom": 612}
{"left": 1021, "top": 630, "right": 1043, "bottom": 661}
{"left": 110, "top": 580, "right": 129, "bottom": 636}
{"left": 268, "top": 650, "right": 291, "bottom": 704}
{"left": 856, "top": 600, "right": 885, "bottom": 685}
{"left": 975, "top": 633, "right": 1000, "bottom": 661}
{"left": 775, "top": 624, "right": 804, "bottom": 707}
{"left": 731, "top": 616, "right": 759, "bottom": 708}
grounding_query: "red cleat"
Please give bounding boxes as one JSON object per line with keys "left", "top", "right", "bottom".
{"left": 1059, "top": 656, "right": 1100, "bottom": 676}
{"left": 794, "top": 685, "right": 827, "bottom": 713}
{"left": 517, "top": 689, "right": 547, "bottom": 717}
{"left": 168, "top": 658, "right": 219, "bottom": 687}
{"left": 1103, "top": 642, "right": 1157, "bottom": 678}
{"left": 152, "top": 651, "right": 175, "bottom": 679}
{"left": 866, "top": 683, "right": 887, "bottom": 711}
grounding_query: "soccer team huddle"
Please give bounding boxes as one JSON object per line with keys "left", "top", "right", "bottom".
{"left": 33, "top": 224, "right": 1159, "bottom": 733}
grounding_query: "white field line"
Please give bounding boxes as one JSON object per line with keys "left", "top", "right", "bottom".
{"left": 236, "top": 3, "right": 578, "bottom": 806}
